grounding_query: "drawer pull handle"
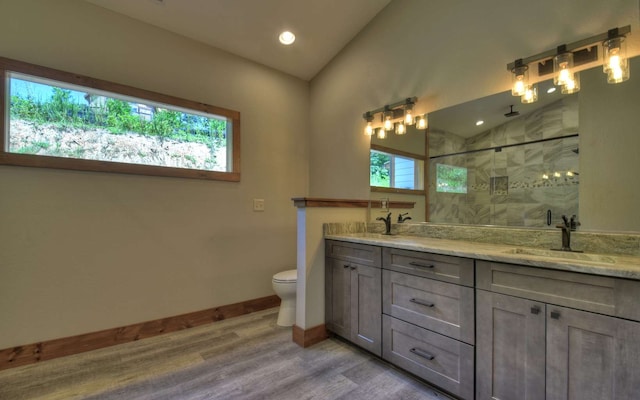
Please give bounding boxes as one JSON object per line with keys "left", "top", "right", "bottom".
{"left": 350, "top": 266, "right": 357, "bottom": 270}
{"left": 410, "top": 298, "right": 435, "bottom": 308}
{"left": 343, "top": 264, "right": 349, "bottom": 269}
{"left": 550, "top": 311, "right": 561, "bottom": 320}
{"left": 531, "top": 306, "right": 541, "bottom": 315}
{"left": 410, "top": 347, "right": 435, "bottom": 360}
{"left": 408, "top": 261, "right": 435, "bottom": 269}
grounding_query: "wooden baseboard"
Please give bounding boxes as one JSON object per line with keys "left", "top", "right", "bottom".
{"left": 0, "top": 295, "right": 280, "bottom": 371}
{"left": 292, "top": 324, "right": 328, "bottom": 348}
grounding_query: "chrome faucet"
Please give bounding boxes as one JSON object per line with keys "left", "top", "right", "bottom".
{"left": 555, "top": 215, "right": 580, "bottom": 251}
{"left": 397, "top": 213, "right": 412, "bottom": 223}
{"left": 376, "top": 212, "right": 392, "bottom": 235}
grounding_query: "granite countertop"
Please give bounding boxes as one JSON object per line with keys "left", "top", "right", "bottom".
{"left": 325, "top": 233, "right": 640, "bottom": 280}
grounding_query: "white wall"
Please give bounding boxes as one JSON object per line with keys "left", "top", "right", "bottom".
{"left": 0, "top": 0, "right": 309, "bottom": 348}
{"left": 309, "top": 0, "right": 640, "bottom": 231}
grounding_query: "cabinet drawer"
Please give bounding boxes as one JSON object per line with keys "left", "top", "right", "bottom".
{"left": 383, "top": 247, "right": 474, "bottom": 286}
{"left": 477, "top": 260, "right": 640, "bottom": 321}
{"left": 383, "top": 315, "right": 474, "bottom": 400}
{"left": 383, "top": 270, "right": 474, "bottom": 344}
{"left": 325, "top": 240, "right": 381, "bottom": 267}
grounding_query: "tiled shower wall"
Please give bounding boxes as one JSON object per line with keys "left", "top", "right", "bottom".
{"left": 429, "top": 96, "right": 579, "bottom": 227}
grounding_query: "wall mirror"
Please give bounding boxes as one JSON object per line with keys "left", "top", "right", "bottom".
{"left": 369, "top": 55, "right": 639, "bottom": 228}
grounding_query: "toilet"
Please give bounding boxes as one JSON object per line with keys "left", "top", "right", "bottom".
{"left": 272, "top": 269, "right": 297, "bottom": 326}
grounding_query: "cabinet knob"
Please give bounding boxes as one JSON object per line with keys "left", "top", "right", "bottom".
{"left": 343, "top": 264, "right": 349, "bottom": 269}
{"left": 530, "top": 306, "right": 541, "bottom": 315}
{"left": 350, "top": 266, "right": 357, "bottom": 270}
{"left": 550, "top": 311, "right": 561, "bottom": 319}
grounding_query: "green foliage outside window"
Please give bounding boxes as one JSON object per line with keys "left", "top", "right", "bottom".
{"left": 370, "top": 151, "right": 390, "bottom": 187}
{"left": 436, "top": 163, "right": 467, "bottom": 193}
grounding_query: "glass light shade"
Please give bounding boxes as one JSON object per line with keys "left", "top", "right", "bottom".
{"left": 377, "top": 127, "right": 387, "bottom": 139}
{"left": 561, "top": 72, "right": 580, "bottom": 94}
{"left": 395, "top": 122, "right": 406, "bottom": 135}
{"left": 553, "top": 52, "right": 574, "bottom": 87}
{"left": 511, "top": 65, "right": 529, "bottom": 96}
{"left": 364, "top": 121, "right": 374, "bottom": 136}
{"left": 404, "top": 108, "right": 414, "bottom": 125}
{"left": 521, "top": 84, "right": 538, "bottom": 104}
{"left": 415, "top": 115, "right": 428, "bottom": 129}
{"left": 603, "top": 36, "right": 629, "bottom": 83}
{"left": 383, "top": 112, "right": 394, "bottom": 131}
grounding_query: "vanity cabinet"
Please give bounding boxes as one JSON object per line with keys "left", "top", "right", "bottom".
{"left": 382, "top": 247, "right": 475, "bottom": 400}
{"left": 325, "top": 240, "right": 382, "bottom": 356}
{"left": 476, "top": 260, "right": 640, "bottom": 400}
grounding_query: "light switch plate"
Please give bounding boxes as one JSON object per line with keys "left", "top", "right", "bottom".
{"left": 253, "top": 198, "right": 265, "bottom": 211}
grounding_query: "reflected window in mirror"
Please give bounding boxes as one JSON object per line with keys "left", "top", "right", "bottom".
{"left": 370, "top": 148, "right": 424, "bottom": 191}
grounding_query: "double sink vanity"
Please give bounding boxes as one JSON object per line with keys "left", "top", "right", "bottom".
{"left": 324, "top": 225, "right": 640, "bottom": 400}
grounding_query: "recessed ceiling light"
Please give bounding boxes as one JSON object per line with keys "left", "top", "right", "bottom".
{"left": 475, "top": 120, "right": 484, "bottom": 126}
{"left": 547, "top": 87, "right": 557, "bottom": 94}
{"left": 279, "top": 31, "right": 296, "bottom": 45}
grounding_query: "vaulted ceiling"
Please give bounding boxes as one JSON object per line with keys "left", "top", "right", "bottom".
{"left": 84, "top": 0, "right": 392, "bottom": 81}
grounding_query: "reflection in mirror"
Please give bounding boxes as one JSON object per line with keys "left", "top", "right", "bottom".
{"left": 369, "top": 124, "right": 427, "bottom": 221}
{"left": 428, "top": 80, "right": 579, "bottom": 227}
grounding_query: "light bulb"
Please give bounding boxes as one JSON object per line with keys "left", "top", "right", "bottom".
{"left": 561, "top": 73, "right": 580, "bottom": 94}
{"left": 384, "top": 115, "right": 393, "bottom": 131}
{"left": 415, "top": 115, "right": 427, "bottom": 129}
{"left": 603, "top": 35, "right": 629, "bottom": 83}
{"left": 553, "top": 50, "right": 574, "bottom": 87}
{"left": 404, "top": 108, "right": 414, "bottom": 125}
{"left": 511, "top": 63, "right": 529, "bottom": 96}
{"left": 364, "top": 121, "right": 373, "bottom": 136}
{"left": 396, "top": 122, "right": 406, "bottom": 135}
{"left": 377, "top": 127, "right": 387, "bottom": 139}
{"left": 521, "top": 85, "right": 538, "bottom": 104}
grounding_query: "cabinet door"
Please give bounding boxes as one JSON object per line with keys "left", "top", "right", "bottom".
{"left": 351, "top": 263, "right": 382, "bottom": 356}
{"left": 546, "top": 305, "right": 640, "bottom": 400}
{"left": 476, "top": 290, "right": 546, "bottom": 400}
{"left": 325, "top": 257, "right": 351, "bottom": 338}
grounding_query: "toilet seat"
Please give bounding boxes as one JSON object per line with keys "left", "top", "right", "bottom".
{"left": 273, "top": 269, "right": 297, "bottom": 283}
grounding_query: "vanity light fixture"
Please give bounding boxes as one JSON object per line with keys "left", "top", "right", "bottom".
{"left": 362, "top": 97, "right": 426, "bottom": 140}
{"left": 507, "top": 25, "right": 631, "bottom": 103}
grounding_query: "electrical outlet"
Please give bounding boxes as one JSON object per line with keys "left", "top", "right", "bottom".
{"left": 253, "top": 198, "right": 265, "bottom": 212}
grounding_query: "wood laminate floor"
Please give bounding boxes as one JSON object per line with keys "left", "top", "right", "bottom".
{"left": 0, "top": 308, "right": 451, "bottom": 400}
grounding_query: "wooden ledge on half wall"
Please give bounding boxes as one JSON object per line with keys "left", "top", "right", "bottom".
{"left": 291, "top": 197, "right": 415, "bottom": 209}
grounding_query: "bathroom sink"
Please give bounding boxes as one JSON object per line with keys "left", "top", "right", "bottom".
{"left": 503, "top": 248, "right": 617, "bottom": 264}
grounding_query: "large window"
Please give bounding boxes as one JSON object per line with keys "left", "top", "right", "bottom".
{"left": 370, "top": 147, "right": 424, "bottom": 192}
{"left": 0, "top": 57, "right": 240, "bottom": 181}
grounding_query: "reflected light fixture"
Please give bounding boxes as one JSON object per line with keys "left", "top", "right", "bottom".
{"left": 507, "top": 25, "right": 630, "bottom": 104}
{"left": 475, "top": 120, "right": 484, "bottom": 126}
{"left": 511, "top": 59, "right": 530, "bottom": 96}
{"left": 415, "top": 115, "right": 427, "bottom": 130}
{"left": 521, "top": 84, "right": 538, "bottom": 104}
{"left": 362, "top": 97, "right": 426, "bottom": 140}
{"left": 603, "top": 28, "right": 630, "bottom": 83}
{"left": 278, "top": 31, "right": 296, "bottom": 45}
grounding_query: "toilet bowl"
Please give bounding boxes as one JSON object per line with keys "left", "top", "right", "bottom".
{"left": 272, "top": 269, "right": 297, "bottom": 327}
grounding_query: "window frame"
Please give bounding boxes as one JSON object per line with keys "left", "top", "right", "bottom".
{"left": 0, "top": 57, "right": 241, "bottom": 181}
{"left": 370, "top": 143, "right": 426, "bottom": 195}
